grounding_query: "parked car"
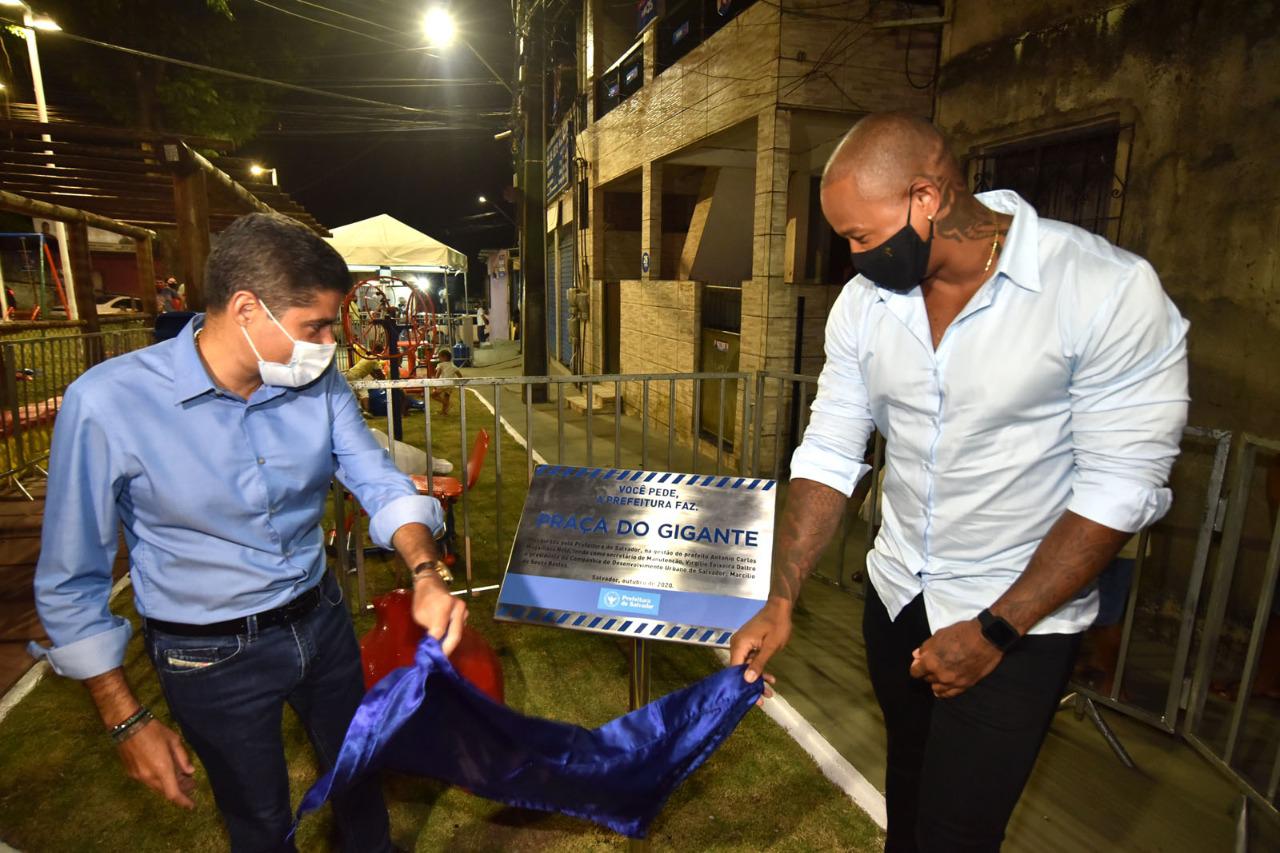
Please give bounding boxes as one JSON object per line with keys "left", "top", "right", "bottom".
{"left": 97, "top": 294, "right": 144, "bottom": 314}
{"left": 47, "top": 294, "right": 144, "bottom": 318}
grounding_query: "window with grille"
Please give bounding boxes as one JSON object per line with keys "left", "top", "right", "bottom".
{"left": 969, "top": 125, "right": 1131, "bottom": 244}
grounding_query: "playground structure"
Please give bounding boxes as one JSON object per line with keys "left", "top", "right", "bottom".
{"left": 0, "top": 232, "right": 71, "bottom": 321}
{"left": 341, "top": 274, "right": 443, "bottom": 378}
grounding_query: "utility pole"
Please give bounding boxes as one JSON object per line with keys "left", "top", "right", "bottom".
{"left": 517, "top": 0, "right": 547, "bottom": 399}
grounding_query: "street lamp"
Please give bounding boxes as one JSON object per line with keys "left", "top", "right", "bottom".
{"left": 423, "top": 5, "right": 455, "bottom": 47}
{"left": 479, "top": 194, "right": 517, "bottom": 229}
{"left": 27, "top": 11, "right": 57, "bottom": 30}
{"left": 249, "top": 163, "right": 279, "bottom": 186}
{"left": 3, "top": 2, "right": 78, "bottom": 320}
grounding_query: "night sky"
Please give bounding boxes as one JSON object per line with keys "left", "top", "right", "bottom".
{"left": 244, "top": 0, "right": 519, "bottom": 262}
{"left": 33, "top": 0, "right": 519, "bottom": 266}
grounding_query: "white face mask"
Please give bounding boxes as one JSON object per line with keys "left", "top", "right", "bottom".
{"left": 240, "top": 301, "right": 336, "bottom": 388}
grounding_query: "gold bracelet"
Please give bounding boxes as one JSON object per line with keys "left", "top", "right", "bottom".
{"left": 411, "top": 560, "right": 453, "bottom": 585}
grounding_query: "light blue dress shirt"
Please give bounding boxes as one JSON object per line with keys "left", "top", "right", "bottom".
{"left": 30, "top": 315, "right": 444, "bottom": 679}
{"left": 790, "top": 191, "right": 1190, "bottom": 635}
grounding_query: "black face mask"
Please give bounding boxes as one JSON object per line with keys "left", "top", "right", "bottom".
{"left": 850, "top": 203, "right": 933, "bottom": 294}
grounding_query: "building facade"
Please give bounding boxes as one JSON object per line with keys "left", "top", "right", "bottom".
{"left": 541, "top": 0, "right": 1278, "bottom": 472}
{"left": 545, "top": 0, "right": 937, "bottom": 463}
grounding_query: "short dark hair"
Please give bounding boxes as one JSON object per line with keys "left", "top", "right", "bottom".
{"left": 204, "top": 213, "right": 349, "bottom": 311}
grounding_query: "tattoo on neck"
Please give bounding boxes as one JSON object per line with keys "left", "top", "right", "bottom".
{"left": 922, "top": 174, "right": 1004, "bottom": 243}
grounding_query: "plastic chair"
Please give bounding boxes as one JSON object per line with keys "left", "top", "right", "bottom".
{"left": 410, "top": 428, "right": 490, "bottom": 564}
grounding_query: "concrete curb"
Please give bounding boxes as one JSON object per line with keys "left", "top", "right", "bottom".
{"left": 714, "top": 648, "right": 888, "bottom": 829}
{"left": 465, "top": 386, "right": 550, "bottom": 466}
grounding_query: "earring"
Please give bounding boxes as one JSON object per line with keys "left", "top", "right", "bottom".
{"left": 927, "top": 214, "right": 934, "bottom": 222}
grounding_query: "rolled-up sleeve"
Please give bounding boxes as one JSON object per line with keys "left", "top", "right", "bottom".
{"left": 789, "top": 289, "right": 876, "bottom": 496}
{"left": 1066, "top": 260, "right": 1189, "bottom": 532}
{"left": 329, "top": 374, "right": 444, "bottom": 548}
{"left": 30, "top": 387, "right": 133, "bottom": 680}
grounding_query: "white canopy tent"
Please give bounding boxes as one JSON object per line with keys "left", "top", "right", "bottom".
{"left": 327, "top": 213, "right": 477, "bottom": 349}
{"left": 326, "top": 213, "right": 468, "bottom": 273}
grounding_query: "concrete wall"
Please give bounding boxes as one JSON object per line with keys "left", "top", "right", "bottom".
{"left": 935, "top": 0, "right": 1280, "bottom": 619}
{"left": 618, "top": 279, "right": 700, "bottom": 442}
{"left": 688, "top": 167, "right": 755, "bottom": 283}
{"left": 936, "top": 0, "right": 1280, "bottom": 439}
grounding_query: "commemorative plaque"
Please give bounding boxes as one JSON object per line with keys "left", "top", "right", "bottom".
{"left": 495, "top": 465, "right": 777, "bottom": 647}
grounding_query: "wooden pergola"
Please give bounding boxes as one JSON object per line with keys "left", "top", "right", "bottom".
{"left": 0, "top": 108, "right": 326, "bottom": 324}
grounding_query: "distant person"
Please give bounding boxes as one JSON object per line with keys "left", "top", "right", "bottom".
{"left": 165, "top": 277, "right": 185, "bottom": 311}
{"left": 342, "top": 355, "right": 381, "bottom": 411}
{"left": 365, "top": 365, "right": 425, "bottom": 418}
{"left": 154, "top": 281, "right": 178, "bottom": 313}
{"left": 475, "top": 305, "right": 489, "bottom": 344}
{"left": 431, "top": 348, "right": 462, "bottom": 415}
{"left": 4, "top": 285, "right": 17, "bottom": 319}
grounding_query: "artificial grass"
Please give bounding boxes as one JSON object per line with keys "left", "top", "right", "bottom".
{"left": 0, "top": 389, "right": 883, "bottom": 851}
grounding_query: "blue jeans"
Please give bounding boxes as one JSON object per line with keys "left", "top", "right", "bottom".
{"left": 144, "top": 572, "right": 390, "bottom": 853}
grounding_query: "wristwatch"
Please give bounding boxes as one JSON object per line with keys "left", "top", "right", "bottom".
{"left": 977, "top": 609, "right": 1020, "bottom": 652}
{"left": 412, "top": 559, "right": 454, "bottom": 585}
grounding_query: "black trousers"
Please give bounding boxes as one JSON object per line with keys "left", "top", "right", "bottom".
{"left": 863, "top": 584, "right": 1080, "bottom": 853}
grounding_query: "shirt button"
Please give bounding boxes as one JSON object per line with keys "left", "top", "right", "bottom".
{"left": 257, "top": 457, "right": 266, "bottom": 465}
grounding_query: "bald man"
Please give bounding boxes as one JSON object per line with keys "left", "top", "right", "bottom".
{"left": 730, "top": 114, "right": 1188, "bottom": 851}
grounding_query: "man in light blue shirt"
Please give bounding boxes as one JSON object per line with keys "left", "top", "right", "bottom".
{"left": 730, "top": 114, "right": 1188, "bottom": 851}
{"left": 31, "top": 213, "right": 467, "bottom": 852}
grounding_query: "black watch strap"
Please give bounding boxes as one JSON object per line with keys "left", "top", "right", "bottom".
{"left": 977, "top": 608, "right": 1020, "bottom": 652}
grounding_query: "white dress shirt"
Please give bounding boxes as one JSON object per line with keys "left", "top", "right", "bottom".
{"left": 790, "top": 190, "right": 1189, "bottom": 635}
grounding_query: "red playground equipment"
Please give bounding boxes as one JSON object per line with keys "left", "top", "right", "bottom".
{"left": 359, "top": 587, "right": 504, "bottom": 703}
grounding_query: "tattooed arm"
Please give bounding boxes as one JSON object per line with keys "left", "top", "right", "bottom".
{"left": 988, "top": 511, "right": 1127, "bottom": 635}
{"left": 908, "top": 511, "right": 1126, "bottom": 699}
{"left": 729, "top": 479, "right": 851, "bottom": 688}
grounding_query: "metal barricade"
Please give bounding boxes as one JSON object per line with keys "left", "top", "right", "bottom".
{"left": 338, "top": 371, "right": 757, "bottom": 608}
{"left": 1183, "top": 434, "right": 1280, "bottom": 824}
{"left": 1, "top": 326, "right": 153, "bottom": 495}
{"left": 751, "top": 369, "right": 880, "bottom": 593}
{"left": 1072, "top": 427, "right": 1233, "bottom": 733}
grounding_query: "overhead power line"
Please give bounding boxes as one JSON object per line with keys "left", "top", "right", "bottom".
{"left": 245, "top": 0, "right": 401, "bottom": 46}
{"left": 53, "top": 30, "right": 464, "bottom": 118}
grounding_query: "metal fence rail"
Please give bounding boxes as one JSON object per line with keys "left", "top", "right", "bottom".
{"left": 1183, "top": 433, "right": 1280, "bottom": 823}
{"left": 1, "top": 327, "right": 153, "bottom": 494}
{"left": 339, "top": 371, "right": 758, "bottom": 601}
{"left": 1073, "top": 427, "right": 1233, "bottom": 733}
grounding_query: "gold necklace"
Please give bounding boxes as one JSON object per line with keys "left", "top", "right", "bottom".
{"left": 982, "top": 221, "right": 1002, "bottom": 275}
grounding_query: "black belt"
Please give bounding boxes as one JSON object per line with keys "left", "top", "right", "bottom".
{"left": 145, "top": 582, "right": 324, "bottom": 637}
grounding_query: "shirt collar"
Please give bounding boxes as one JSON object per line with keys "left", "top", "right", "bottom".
{"left": 171, "top": 314, "right": 293, "bottom": 407}
{"left": 975, "top": 189, "right": 1042, "bottom": 293}
{"left": 171, "top": 313, "right": 218, "bottom": 405}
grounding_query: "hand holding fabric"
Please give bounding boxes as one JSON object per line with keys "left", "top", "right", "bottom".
{"left": 293, "top": 636, "right": 763, "bottom": 839}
